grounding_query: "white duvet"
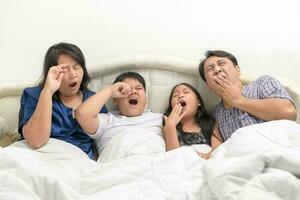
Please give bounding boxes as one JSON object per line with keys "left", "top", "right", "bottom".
{"left": 0, "top": 120, "right": 300, "bottom": 200}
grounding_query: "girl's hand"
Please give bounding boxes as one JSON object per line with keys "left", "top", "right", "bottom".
{"left": 163, "top": 104, "right": 186, "bottom": 127}
{"left": 197, "top": 151, "right": 211, "bottom": 160}
{"left": 44, "top": 65, "right": 67, "bottom": 94}
{"left": 111, "top": 82, "right": 132, "bottom": 98}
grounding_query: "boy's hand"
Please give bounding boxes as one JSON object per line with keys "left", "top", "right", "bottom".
{"left": 112, "top": 82, "right": 132, "bottom": 98}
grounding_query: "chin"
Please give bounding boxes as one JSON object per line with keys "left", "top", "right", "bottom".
{"left": 128, "top": 110, "right": 144, "bottom": 117}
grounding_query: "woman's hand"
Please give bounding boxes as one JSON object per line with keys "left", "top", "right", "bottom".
{"left": 163, "top": 104, "right": 186, "bottom": 127}
{"left": 44, "top": 65, "right": 67, "bottom": 94}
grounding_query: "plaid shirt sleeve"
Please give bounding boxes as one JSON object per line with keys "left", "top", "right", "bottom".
{"left": 258, "top": 75, "right": 294, "bottom": 105}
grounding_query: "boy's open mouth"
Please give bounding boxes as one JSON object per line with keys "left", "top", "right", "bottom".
{"left": 129, "top": 98, "right": 138, "bottom": 105}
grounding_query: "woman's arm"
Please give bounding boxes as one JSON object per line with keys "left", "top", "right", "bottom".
{"left": 23, "top": 89, "right": 53, "bottom": 148}
{"left": 23, "top": 65, "right": 66, "bottom": 149}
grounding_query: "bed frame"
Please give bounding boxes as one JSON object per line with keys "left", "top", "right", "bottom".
{"left": 1, "top": 55, "right": 300, "bottom": 143}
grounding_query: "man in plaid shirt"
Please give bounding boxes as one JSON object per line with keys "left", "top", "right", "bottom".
{"left": 198, "top": 50, "right": 297, "bottom": 141}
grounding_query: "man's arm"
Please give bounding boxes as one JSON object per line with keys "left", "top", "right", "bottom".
{"left": 214, "top": 75, "right": 297, "bottom": 121}
{"left": 235, "top": 97, "right": 296, "bottom": 121}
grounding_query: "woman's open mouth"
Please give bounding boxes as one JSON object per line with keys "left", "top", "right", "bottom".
{"left": 69, "top": 82, "right": 77, "bottom": 88}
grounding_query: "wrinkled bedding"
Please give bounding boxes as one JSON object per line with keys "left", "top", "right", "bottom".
{"left": 0, "top": 120, "right": 300, "bottom": 200}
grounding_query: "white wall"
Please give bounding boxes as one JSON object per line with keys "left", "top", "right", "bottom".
{"left": 1, "top": 0, "right": 300, "bottom": 85}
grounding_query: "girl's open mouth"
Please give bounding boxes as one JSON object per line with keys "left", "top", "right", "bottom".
{"left": 179, "top": 100, "right": 186, "bottom": 107}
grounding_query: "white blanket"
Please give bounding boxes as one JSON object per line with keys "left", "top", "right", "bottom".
{"left": 0, "top": 120, "right": 300, "bottom": 200}
{"left": 204, "top": 120, "right": 300, "bottom": 200}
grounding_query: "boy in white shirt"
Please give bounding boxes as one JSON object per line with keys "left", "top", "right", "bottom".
{"left": 75, "top": 72, "right": 163, "bottom": 154}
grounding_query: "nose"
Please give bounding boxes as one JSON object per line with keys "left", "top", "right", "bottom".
{"left": 213, "top": 66, "right": 222, "bottom": 75}
{"left": 131, "top": 87, "right": 137, "bottom": 94}
{"left": 69, "top": 68, "right": 76, "bottom": 79}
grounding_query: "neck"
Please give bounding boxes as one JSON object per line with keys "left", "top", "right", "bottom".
{"left": 59, "top": 91, "right": 83, "bottom": 109}
{"left": 59, "top": 91, "right": 81, "bottom": 100}
{"left": 181, "top": 117, "right": 199, "bottom": 133}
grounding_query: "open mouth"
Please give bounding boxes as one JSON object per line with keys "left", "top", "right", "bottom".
{"left": 69, "top": 82, "right": 77, "bottom": 88}
{"left": 179, "top": 100, "right": 186, "bottom": 107}
{"left": 129, "top": 98, "right": 138, "bottom": 105}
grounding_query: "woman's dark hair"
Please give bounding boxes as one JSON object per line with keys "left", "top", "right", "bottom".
{"left": 113, "top": 71, "right": 146, "bottom": 91}
{"left": 164, "top": 83, "right": 216, "bottom": 145}
{"left": 38, "top": 42, "right": 90, "bottom": 97}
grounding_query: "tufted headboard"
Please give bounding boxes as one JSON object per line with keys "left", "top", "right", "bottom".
{"left": 1, "top": 55, "right": 300, "bottom": 135}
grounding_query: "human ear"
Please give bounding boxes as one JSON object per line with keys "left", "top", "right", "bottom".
{"left": 198, "top": 100, "right": 201, "bottom": 107}
{"left": 235, "top": 65, "right": 241, "bottom": 76}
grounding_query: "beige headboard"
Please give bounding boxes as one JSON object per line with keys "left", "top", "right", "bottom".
{"left": 1, "top": 55, "right": 300, "bottom": 134}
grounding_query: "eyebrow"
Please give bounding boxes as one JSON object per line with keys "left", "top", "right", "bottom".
{"left": 70, "top": 63, "right": 78, "bottom": 67}
{"left": 64, "top": 63, "right": 78, "bottom": 69}
{"left": 206, "top": 59, "right": 227, "bottom": 69}
{"left": 217, "top": 59, "right": 226, "bottom": 63}
{"left": 134, "top": 84, "right": 144, "bottom": 88}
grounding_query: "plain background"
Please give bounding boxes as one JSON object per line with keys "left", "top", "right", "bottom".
{"left": 1, "top": 0, "right": 299, "bottom": 85}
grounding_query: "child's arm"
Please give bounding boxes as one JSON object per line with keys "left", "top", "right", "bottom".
{"left": 211, "top": 125, "right": 223, "bottom": 150}
{"left": 199, "top": 124, "right": 223, "bottom": 160}
{"left": 75, "top": 82, "right": 131, "bottom": 134}
{"left": 162, "top": 104, "right": 186, "bottom": 151}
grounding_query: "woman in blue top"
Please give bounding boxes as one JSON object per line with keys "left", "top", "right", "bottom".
{"left": 18, "top": 42, "right": 107, "bottom": 159}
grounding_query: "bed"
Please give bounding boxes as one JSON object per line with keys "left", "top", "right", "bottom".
{"left": 0, "top": 55, "right": 300, "bottom": 199}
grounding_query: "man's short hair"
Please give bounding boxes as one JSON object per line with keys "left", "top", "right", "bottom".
{"left": 198, "top": 50, "right": 238, "bottom": 82}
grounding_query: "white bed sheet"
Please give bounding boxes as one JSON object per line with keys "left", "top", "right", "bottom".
{"left": 0, "top": 120, "right": 299, "bottom": 200}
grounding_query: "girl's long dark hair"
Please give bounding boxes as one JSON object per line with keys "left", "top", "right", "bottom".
{"left": 164, "top": 83, "right": 216, "bottom": 145}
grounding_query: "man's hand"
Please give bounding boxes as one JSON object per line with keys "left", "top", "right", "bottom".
{"left": 213, "top": 75, "right": 243, "bottom": 107}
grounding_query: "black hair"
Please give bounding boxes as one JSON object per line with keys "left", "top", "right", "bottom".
{"left": 113, "top": 71, "right": 146, "bottom": 91}
{"left": 199, "top": 50, "right": 238, "bottom": 82}
{"left": 164, "top": 83, "right": 216, "bottom": 145}
{"left": 38, "top": 42, "right": 90, "bottom": 97}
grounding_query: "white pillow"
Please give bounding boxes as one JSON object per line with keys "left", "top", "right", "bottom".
{"left": 0, "top": 116, "right": 8, "bottom": 137}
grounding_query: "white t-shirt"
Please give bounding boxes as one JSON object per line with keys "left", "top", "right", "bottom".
{"left": 89, "top": 111, "right": 163, "bottom": 151}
